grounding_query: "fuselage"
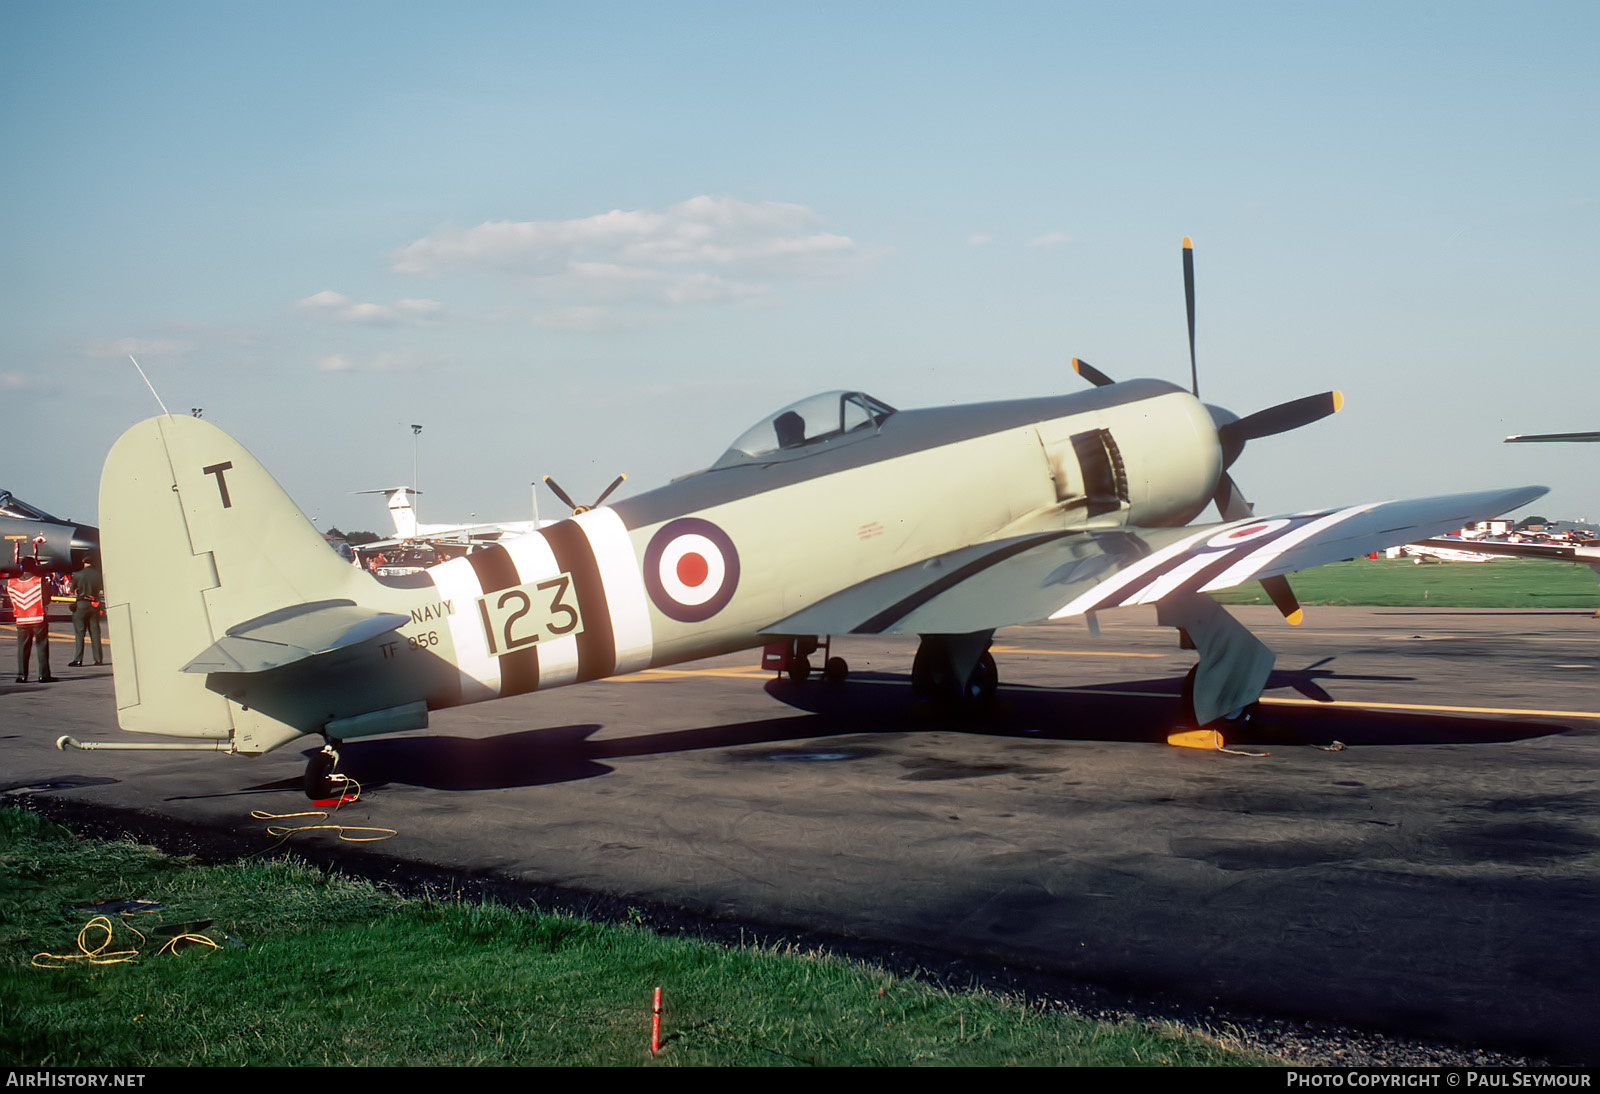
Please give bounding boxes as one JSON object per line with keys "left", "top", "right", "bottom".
{"left": 358, "top": 381, "right": 1221, "bottom": 710}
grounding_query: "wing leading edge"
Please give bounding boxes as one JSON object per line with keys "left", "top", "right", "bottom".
{"left": 765, "top": 486, "right": 1546, "bottom": 637}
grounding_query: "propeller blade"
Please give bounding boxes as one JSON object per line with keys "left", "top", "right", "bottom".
{"left": 542, "top": 475, "right": 580, "bottom": 513}
{"left": 1183, "top": 236, "right": 1198, "bottom": 396}
{"left": 1260, "top": 574, "right": 1304, "bottom": 625}
{"left": 1212, "top": 472, "right": 1255, "bottom": 523}
{"left": 1219, "top": 391, "right": 1343, "bottom": 462}
{"left": 1212, "top": 473, "right": 1305, "bottom": 624}
{"left": 592, "top": 474, "right": 627, "bottom": 508}
{"left": 1071, "top": 357, "right": 1116, "bottom": 388}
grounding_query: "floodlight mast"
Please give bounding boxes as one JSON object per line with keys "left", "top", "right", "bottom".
{"left": 411, "top": 424, "right": 423, "bottom": 523}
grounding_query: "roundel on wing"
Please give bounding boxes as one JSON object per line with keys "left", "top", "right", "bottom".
{"left": 1204, "top": 518, "right": 1291, "bottom": 550}
{"left": 643, "top": 517, "right": 741, "bottom": 623}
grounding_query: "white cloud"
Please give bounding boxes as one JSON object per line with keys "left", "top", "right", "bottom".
{"left": 313, "top": 349, "right": 448, "bottom": 374}
{"left": 83, "top": 336, "right": 197, "bottom": 359}
{"left": 390, "top": 195, "right": 868, "bottom": 311}
{"left": 297, "top": 291, "right": 447, "bottom": 327}
{"left": 969, "top": 233, "right": 994, "bottom": 246}
{"left": 1027, "top": 233, "right": 1073, "bottom": 249}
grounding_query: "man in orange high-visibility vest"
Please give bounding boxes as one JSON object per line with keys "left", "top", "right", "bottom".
{"left": 8, "top": 557, "right": 54, "bottom": 683}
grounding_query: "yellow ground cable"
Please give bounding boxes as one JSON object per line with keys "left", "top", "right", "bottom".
{"left": 32, "top": 915, "right": 144, "bottom": 968}
{"left": 154, "top": 933, "right": 220, "bottom": 957}
{"left": 250, "top": 781, "right": 397, "bottom": 843}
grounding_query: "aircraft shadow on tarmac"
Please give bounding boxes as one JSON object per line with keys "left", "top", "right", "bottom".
{"left": 764, "top": 668, "right": 1571, "bottom": 748}
{"left": 230, "top": 663, "right": 1576, "bottom": 796}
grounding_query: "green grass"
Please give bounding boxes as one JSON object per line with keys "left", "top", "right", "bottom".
{"left": 1212, "top": 558, "right": 1598, "bottom": 609}
{"left": 0, "top": 808, "right": 1266, "bottom": 1066}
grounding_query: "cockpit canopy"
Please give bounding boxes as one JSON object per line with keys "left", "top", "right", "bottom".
{"left": 715, "top": 390, "right": 896, "bottom": 468}
{"left": 0, "top": 491, "right": 62, "bottom": 523}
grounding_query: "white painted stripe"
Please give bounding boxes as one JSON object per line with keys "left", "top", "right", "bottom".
{"left": 1048, "top": 523, "right": 1220, "bottom": 619}
{"left": 576, "top": 507, "right": 654, "bottom": 675}
{"left": 501, "top": 530, "right": 579, "bottom": 688}
{"left": 429, "top": 556, "right": 499, "bottom": 702}
{"left": 1201, "top": 504, "right": 1370, "bottom": 592}
{"left": 1128, "top": 551, "right": 1223, "bottom": 606}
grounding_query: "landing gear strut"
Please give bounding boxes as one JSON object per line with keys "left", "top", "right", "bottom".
{"left": 764, "top": 636, "right": 848, "bottom": 685}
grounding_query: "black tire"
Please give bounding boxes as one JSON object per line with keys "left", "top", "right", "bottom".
{"left": 822, "top": 656, "right": 848, "bottom": 685}
{"left": 304, "top": 750, "right": 337, "bottom": 801}
{"left": 911, "top": 644, "right": 942, "bottom": 700}
{"left": 787, "top": 655, "right": 812, "bottom": 683}
{"left": 965, "top": 651, "right": 998, "bottom": 702}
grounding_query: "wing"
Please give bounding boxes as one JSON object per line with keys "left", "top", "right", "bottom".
{"left": 765, "top": 486, "right": 1546, "bottom": 636}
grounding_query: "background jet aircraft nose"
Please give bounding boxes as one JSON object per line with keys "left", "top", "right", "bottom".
{"left": 71, "top": 524, "right": 100, "bottom": 555}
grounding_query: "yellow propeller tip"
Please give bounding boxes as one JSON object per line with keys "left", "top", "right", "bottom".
{"left": 1332, "top": 391, "right": 1344, "bottom": 413}
{"left": 1182, "top": 236, "right": 1193, "bottom": 249}
{"left": 1286, "top": 609, "right": 1304, "bottom": 626}
{"left": 1071, "top": 357, "right": 1083, "bottom": 373}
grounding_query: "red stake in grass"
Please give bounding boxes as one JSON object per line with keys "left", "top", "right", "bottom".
{"left": 651, "top": 987, "right": 662, "bottom": 1055}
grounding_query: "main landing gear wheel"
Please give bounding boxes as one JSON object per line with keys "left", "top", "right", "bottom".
{"left": 966, "top": 651, "right": 998, "bottom": 702}
{"left": 912, "top": 648, "right": 997, "bottom": 704}
{"left": 1178, "top": 665, "right": 1258, "bottom": 730}
{"left": 787, "top": 655, "right": 812, "bottom": 683}
{"left": 822, "top": 656, "right": 849, "bottom": 685}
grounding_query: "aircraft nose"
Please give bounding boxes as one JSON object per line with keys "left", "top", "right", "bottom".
{"left": 71, "top": 523, "right": 100, "bottom": 557}
{"left": 1204, "top": 403, "right": 1240, "bottom": 433}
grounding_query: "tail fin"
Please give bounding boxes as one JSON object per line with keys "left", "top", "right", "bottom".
{"left": 101, "top": 416, "right": 374, "bottom": 752}
{"left": 386, "top": 488, "right": 418, "bottom": 539}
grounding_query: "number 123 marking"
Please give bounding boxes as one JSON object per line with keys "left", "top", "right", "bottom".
{"left": 477, "top": 574, "right": 584, "bottom": 657}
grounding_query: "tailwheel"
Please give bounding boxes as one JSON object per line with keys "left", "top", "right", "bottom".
{"left": 303, "top": 745, "right": 348, "bottom": 802}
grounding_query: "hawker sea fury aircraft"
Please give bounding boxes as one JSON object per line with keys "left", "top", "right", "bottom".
{"left": 63, "top": 242, "right": 1545, "bottom": 797}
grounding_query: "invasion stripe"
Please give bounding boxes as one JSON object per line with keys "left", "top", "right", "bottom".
{"left": 575, "top": 509, "right": 653, "bottom": 675}
{"left": 466, "top": 545, "right": 540, "bottom": 697}
{"left": 502, "top": 531, "right": 579, "bottom": 689}
{"left": 542, "top": 520, "right": 615, "bottom": 682}
{"left": 855, "top": 531, "right": 1078, "bottom": 634}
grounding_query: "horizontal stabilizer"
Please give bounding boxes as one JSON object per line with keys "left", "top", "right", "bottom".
{"left": 182, "top": 598, "right": 410, "bottom": 674}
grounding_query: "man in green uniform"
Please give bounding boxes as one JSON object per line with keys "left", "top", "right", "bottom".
{"left": 68, "top": 555, "right": 104, "bottom": 666}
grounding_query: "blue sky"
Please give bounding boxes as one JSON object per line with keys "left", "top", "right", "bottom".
{"left": 4, "top": 2, "right": 1595, "bottom": 532}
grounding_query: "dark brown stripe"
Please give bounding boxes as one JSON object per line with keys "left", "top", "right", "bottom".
{"left": 542, "top": 520, "right": 615, "bottom": 682}
{"left": 856, "top": 531, "right": 1077, "bottom": 634}
{"left": 465, "top": 544, "right": 539, "bottom": 696}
